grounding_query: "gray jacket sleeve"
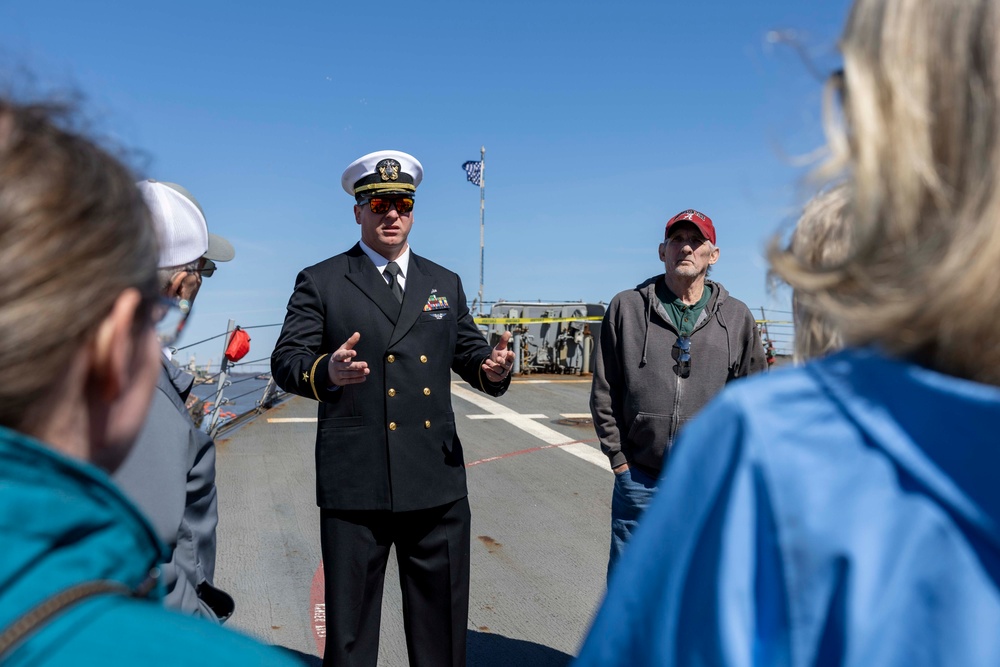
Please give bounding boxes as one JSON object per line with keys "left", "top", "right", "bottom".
{"left": 731, "top": 306, "right": 768, "bottom": 380}
{"left": 181, "top": 425, "right": 219, "bottom": 593}
{"left": 590, "top": 301, "right": 628, "bottom": 470}
{"left": 113, "top": 379, "right": 220, "bottom": 620}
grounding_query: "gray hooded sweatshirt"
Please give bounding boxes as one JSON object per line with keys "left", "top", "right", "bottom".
{"left": 590, "top": 276, "right": 766, "bottom": 477}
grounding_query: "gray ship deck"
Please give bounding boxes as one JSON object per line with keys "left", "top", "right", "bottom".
{"left": 213, "top": 374, "right": 612, "bottom": 666}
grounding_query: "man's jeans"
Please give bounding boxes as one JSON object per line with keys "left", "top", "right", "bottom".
{"left": 608, "top": 465, "right": 659, "bottom": 582}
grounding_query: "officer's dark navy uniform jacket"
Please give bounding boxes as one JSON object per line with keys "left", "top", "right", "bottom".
{"left": 271, "top": 242, "right": 509, "bottom": 512}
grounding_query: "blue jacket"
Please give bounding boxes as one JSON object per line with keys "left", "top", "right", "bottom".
{"left": 576, "top": 348, "right": 1000, "bottom": 666}
{"left": 0, "top": 426, "right": 301, "bottom": 666}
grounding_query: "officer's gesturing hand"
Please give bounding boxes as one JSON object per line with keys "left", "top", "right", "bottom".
{"left": 481, "top": 330, "right": 515, "bottom": 383}
{"left": 328, "top": 331, "right": 370, "bottom": 386}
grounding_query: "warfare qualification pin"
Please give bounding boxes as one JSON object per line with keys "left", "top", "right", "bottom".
{"left": 377, "top": 158, "right": 400, "bottom": 182}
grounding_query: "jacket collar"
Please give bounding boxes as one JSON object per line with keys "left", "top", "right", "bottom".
{"left": 358, "top": 239, "right": 411, "bottom": 279}
{"left": 344, "top": 243, "right": 435, "bottom": 343}
{"left": 641, "top": 277, "right": 727, "bottom": 333}
{"left": 160, "top": 354, "right": 194, "bottom": 402}
{"left": 346, "top": 243, "right": 403, "bottom": 323}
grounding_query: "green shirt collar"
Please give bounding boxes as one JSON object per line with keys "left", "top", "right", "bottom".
{"left": 657, "top": 279, "right": 713, "bottom": 337}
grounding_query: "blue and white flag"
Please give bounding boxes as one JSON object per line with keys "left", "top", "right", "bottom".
{"left": 462, "top": 160, "right": 482, "bottom": 186}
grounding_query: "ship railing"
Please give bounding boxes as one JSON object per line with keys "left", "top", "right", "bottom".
{"left": 756, "top": 307, "right": 794, "bottom": 366}
{"left": 167, "top": 307, "right": 795, "bottom": 435}
{"left": 172, "top": 320, "right": 287, "bottom": 438}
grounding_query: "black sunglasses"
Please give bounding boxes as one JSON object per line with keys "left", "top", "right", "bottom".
{"left": 674, "top": 336, "right": 691, "bottom": 378}
{"left": 359, "top": 196, "right": 415, "bottom": 215}
{"left": 182, "top": 259, "right": 216, "bottom": 278}
{"left": 194, "top": 259, "right": 217, "bottom": 278}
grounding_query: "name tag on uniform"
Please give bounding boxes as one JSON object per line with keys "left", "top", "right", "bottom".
{"left": 423, "top": 295, "right": 450, "bottom": 312}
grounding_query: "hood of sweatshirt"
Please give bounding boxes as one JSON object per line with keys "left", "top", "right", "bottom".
{"left": 636, "top": 277, "right": 731, "bottom": 366}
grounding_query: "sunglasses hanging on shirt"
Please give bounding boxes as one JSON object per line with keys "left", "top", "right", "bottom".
{"left": 674, "top": 336, "right": 691, "bottom": 378}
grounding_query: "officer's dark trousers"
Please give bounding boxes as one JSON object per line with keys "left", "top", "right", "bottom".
{"left": 319, "top": 497, "right": 471, "bottom": 667}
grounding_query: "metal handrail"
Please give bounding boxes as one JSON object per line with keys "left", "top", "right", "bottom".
{"left": 181, "top": 305, "right": 795, "bottom": 434}
{"left": 174, "top": 319, "right": 289, "bottom": 437}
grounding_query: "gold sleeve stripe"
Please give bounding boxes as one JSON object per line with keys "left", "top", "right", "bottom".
{"left": 309, "top": 354, "right": 329, "bottom": 402}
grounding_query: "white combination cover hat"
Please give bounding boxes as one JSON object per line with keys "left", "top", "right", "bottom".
{"left": 341, "top": 150, "right": 423, "bottom": 199}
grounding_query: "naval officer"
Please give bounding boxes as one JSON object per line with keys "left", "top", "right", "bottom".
{"left": 271, "top": 150, "right": 515, "bottom": 667}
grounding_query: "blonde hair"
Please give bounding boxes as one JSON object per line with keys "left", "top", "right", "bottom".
{"left": 0, "top": 100, "right": 158, "bottom": 429}
{"left": 784, "top": 185, "right": 851, "bottom": 362}
{"left": 770, "top": 0, "right": 1000, "bottom": 385}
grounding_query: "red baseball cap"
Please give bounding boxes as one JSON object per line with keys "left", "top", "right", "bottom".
{"left": 665, "top": 209, "right": 716, "bottom": 245}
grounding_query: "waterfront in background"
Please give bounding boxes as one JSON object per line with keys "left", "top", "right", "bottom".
{"left": 189, "top": 373, "right": 280, "bottom": 432}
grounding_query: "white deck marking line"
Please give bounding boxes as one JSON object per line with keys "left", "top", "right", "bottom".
{"left": 560, "top": 413, "right": 592, "bottom": 419}
{"left": 450, "top": 384, "right": 608, "bottom": 470}
{"left": 512, "top": 379, "right": 590, "bottom": 384}
{"left": 467, "top": 414, "right": 547, "bottom": 420}
{"left": 267, "top": 417, "right": 318, "bottom": 423}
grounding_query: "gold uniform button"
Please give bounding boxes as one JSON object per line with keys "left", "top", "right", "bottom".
{"left": 423, "top": 388, "right": 431, "bottom": 396}
{"left": 387, "top": 354, "right": 395, "bottom": 363}
{"left": 388, "top": 388, "right": 396, "bottom": 397}
{"left": 419, "top": 355, "right": 428, "bottom": 363}
{"left": 389, "top": 422, "right": 397, "bottom": 431}
{"left": 424, "top": 420, "right": 431, "bottom": 429}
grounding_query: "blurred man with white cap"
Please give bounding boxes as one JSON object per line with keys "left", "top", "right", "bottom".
{"left": 272, "top": 150, "right": 515, "bottom": 666}
{"left": 113, "top": 179, "right": 236, "bottom": 622}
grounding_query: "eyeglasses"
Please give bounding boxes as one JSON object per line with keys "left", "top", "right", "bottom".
{"left": 196, "top": 259, "right": 216, "bottom": 278}
{"left": 182, "top": 259, "right": 216, "bottom": 278}
{"left": 359, "top": 197, "right": 415, "bottom": 215}
{"left": 674, "top": 336, "right": 691, "bottom": 378}
{"left": 168, "top": 260, "right": 216, "bottom": 281}
{"left": 154, "top": 297, "right": 191, "bottom": 348}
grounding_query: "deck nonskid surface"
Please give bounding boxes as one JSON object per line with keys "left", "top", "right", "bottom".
{"left": 214, "top": 374, "right": 610, "bottom": 666}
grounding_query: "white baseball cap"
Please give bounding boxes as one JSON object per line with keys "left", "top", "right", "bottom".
{"left": 137, "top": 179, "right": 235, "bottom": 268}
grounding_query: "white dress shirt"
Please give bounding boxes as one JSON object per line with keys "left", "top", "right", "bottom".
{"left": 359, "top": 240, "right": 410, "bottom": 293}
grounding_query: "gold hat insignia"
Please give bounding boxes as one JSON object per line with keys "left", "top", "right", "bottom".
{"left": 377, "top": 158, "right": 400, "bottom": 182}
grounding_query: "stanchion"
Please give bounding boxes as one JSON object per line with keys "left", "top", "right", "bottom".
{"left": 208, "top": 319, "right": 235, "bottom": 438}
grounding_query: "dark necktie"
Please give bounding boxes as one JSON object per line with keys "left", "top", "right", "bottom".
{"left": 384, "top": 261, "right": 404, "bottom": 303}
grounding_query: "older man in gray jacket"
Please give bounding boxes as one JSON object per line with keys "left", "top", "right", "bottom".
{"left": 113, "top": 180, "right": 236, "bottom": 621}
{"left": 590, "top": 209, "right": 766, "bottom": 578}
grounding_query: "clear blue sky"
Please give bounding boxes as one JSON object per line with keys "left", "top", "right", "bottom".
{"left": 0, "top": 0, "right": 851, "bottom": 367}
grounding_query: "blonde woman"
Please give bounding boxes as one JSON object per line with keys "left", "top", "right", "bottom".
{"left": 786, "top": 184, "right": 851, "bottom": 362}
{"left": 576, "top": 0, "right": 1000, "bottom": 664}
{"left": 0, "top": 100, "right": 299, "bottom": 665}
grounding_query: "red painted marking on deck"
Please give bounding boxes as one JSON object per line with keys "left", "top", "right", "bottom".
{"left": 310, "top": 562, "right": 326, "bottom": 655}
{"left": 465, "top": 437, "right": 598, "bottom": 467}
{"left": 307, "top": 435, "right": 599, "bottom": 655}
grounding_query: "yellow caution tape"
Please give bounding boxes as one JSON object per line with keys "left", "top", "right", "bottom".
{"left": 474, "top": 316, "right": 793, "bottom": 326}
{"left": 474, "top": 316, "right": 604, "bottom": 325}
